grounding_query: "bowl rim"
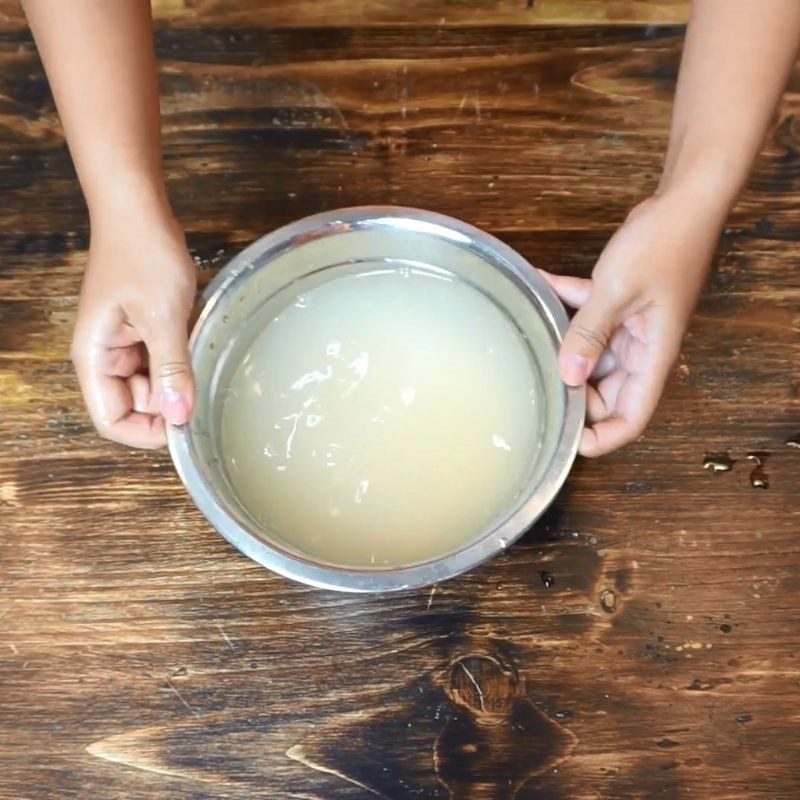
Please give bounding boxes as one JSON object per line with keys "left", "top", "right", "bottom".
{"left": 168, "top": 206, "right": 585, "bottom": 592}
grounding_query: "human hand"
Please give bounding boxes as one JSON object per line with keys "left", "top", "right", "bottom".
{"left": 71, "top": 211, "right": 197, "bottom": 448}
{"left": 542, "top": 193, "right": 723, "bottom": 457}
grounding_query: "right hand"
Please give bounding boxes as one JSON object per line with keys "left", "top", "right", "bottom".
{"left": 71, "top": 211, "right": 197, "bottom": 448}
{"left": 540, "top": 192, "right": 721, "bottom": 457}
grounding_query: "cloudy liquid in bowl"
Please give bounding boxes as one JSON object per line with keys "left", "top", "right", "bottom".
{"left": 219, "top": 265, "right": 544, "bottom": 568}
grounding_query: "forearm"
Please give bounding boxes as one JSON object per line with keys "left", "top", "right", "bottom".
{"left": 659, "top": 0, "right": 800, "bottom": 217}
{"left": 22, "top": 0, "right": 169, "bottom": 227}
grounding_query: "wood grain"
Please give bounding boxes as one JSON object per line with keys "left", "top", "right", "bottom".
{"left": 0, "top": 0, "right": 692, "bottom": 28}
{"left": 1, "top": 2, "right": 799, "bottom": 799}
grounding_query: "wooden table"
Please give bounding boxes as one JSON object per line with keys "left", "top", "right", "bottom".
{"left": 2, "top": 2, "right": 799, "bottom": 798}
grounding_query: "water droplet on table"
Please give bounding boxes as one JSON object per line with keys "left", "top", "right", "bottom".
{"left": 600, "top": 589, "right": 617, "bottom": 613}
{"left": 746, "top": 452, "right": 770, "bottom": 489}
{"left": 703, "top": 452, "right": 735, "bottom": 473}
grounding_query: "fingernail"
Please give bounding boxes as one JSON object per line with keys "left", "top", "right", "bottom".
{"left": 160, "top": 389, "right": 189, "bottom": 426}
{"left": 563, "top": 354, "right": 590, "bottom": 386}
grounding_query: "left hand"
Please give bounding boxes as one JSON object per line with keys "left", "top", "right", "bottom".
{"left": 72, "top": 209, "right": 197, "bottom": 449}
{"left": 541, "top": 192, "right": 723, "bottom": 457}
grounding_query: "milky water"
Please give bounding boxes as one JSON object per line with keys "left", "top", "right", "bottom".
{"left": 220, "top": 265, "right": 543, "bottom": 568}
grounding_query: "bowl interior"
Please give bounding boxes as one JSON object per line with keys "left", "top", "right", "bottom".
{"left": 186, "top": 217, "right": 566, "bottom": 570}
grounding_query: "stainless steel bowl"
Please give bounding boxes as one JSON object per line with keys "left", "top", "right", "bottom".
{"left": 168, "top": 207, "right": 584, "bottom": 592}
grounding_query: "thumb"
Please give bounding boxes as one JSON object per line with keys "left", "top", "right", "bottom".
{"left": 146, "top": 321, "right": 195, "bottom": 426}
{"left": 559, "top": 294, "right": 619, "bottom": 386}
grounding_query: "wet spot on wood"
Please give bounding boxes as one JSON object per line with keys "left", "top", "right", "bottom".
{"left": 703, "top": 452, "right": 735, "bottom": 474}
{"left": 747, "top": 452, "right": 770, "bottom": 489}
{"left": 600, "top": 589, "right": 617, "bottom": 613}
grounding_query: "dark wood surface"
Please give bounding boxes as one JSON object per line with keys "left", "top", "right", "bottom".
{"left": 1, "top": 2, "right": 799, "bottom": 798}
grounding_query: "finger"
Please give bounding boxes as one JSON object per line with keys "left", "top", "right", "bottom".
{"left": 97, "top": 342, "right": 147, "bottom": 378}
{"left": 97, "top": 410, "right": 167, "bottom": 450}
{"left": 581, "top": 364, "right": 668, "bottom": 457}
{"left": 586, "top": 385, "right": 609, "bottom": 426}
{"left": 559, "top": 294, "right": 618, "bottom": 387}
{"left": 594, "top": 369, "right": 627, "bottom": 417}
{"left": 144, "top": 317, "right": 195, "bottom": 427}
{"left": 104, "top": 320, "right": 142, "bottom": 349}
{"left": 129, "top": 373, "right": 159, "bottom": 415}
{"left": 587, "top": 367, "right": 628, "bottom": 427}
{"left": 580, "top": 416, "right": 638, "bottom": 458}
{"left": 538, "top": 270, "right": 593, "bottom": 309}
{"left": 591, "top": 349, "right": 616, "bottom": 381}
{"left": 75, "top": 358, "right": 167, "bottom": 449}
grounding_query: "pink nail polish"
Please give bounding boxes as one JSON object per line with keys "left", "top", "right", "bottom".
{"left": 160, "top": 389, "right": 189, "bottom": 425}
